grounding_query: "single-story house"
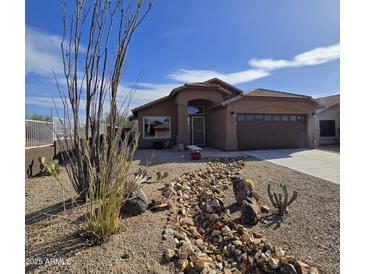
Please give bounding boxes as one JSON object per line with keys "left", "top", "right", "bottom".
{"left": 314, "top": 94, "right": 340, "bottom": 146}
{"left": 130, "top": 78, "right": 322, "bottom": 150}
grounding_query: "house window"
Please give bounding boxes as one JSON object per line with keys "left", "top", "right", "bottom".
{"left": 143, "top": 116, "right": 171, "bottom": 139}
{"left": 296, "top": 115, "right": 305, "bottom": 121}
{"left": 187, "top": 106, "right": 204, "bottom": 115}
{"left": 281, "top": 115, "right": 289, "bottom": 121}
{"left": 245, "top": 114, "right": 254, "bottom": 121}
{"left": 264, "top": 115, "right": 272, "bottom": 121}
{"left": 272, "top": 115, "right": 281, "bottom": 121}
{"left": 255, "top": 114, "right": 264, "bottom": 121}
{"left": 320, "top": 120, "right": 336, "bottom": 137}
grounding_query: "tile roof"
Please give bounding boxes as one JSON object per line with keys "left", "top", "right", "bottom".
{"left": 244, "top": 88, "right": 311, "bottom": 98}
{"left": 315, "top": 94, "right": 340, "bottom": 113}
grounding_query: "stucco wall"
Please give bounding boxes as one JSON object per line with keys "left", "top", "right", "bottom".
{"left": 137, "top": 97, "right": 177, "bottom": 149}
{"left": 25, "top": 145, "right": 54, "bottom": 177}
{"left": 135, "top": 87, "right": 227, "bottom": 149}
{"left": 316, "top": 104, "right": 340, "bottom": 145}
{"left": 174, "top": 88, "right": 225, "bottom": 145}
{"left": 205, "top": 107, "right": 227, "bottom": 150}
{"left": 225, "top": 97, "right": 319, "bottom": 150}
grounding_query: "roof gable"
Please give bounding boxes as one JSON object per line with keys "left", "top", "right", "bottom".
{"left": 315, "top": 94, "right": 340, "bottom": 113}
{"left": 204, "top": 78, "right": 242, "bottom": 96}
{"left": 315, "top": 94, "right": 340, "bottom": 108}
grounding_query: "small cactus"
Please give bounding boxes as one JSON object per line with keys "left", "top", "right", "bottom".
{"left": 245, "top": 179, "right": 255, "bottom": 191}
{"left": 39, "top": 157, "right": 60, "bottom": 176}
{"left": 155, "top": 171, "right": 168, "bottom": 183}
{"left": 267, "top": 183, "right": 298, "bottom": 216}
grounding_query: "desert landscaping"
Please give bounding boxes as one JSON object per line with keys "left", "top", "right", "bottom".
{"left": 25, "top": 150, "right": 339, "bottom": 274}
{"left": 23, "top": 2, "right": 340, "bottom": 273}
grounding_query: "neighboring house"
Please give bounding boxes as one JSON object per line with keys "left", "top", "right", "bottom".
{"left": 314, "top": 94, "right": 340, "bottom": 146}
{"left": 130, "top": 78, "right": 321, "bottom": 150}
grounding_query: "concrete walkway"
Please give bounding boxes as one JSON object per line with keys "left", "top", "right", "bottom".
{"left": 242, "top": 148, "right": 340, "bottom": 184}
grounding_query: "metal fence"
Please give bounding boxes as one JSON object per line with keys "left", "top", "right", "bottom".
{"left": 25, "top": 118, "right": 107, "bottom": 149}
{"left": 25, "top": 120, "right": 54, "bottom": 148}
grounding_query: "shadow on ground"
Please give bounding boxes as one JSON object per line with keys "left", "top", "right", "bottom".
{"left": 25, "top": 232, "right": 91, "bottom": 273}
{"left": 25, "top": 199, "right": 75, "bottom": 225}
{"left": 260, "top": 214, "right": 283, "bottom": 230}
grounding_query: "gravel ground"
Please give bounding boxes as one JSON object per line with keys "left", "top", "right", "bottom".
{"left": 25, "top": 150, "right": 207, "bottom": 274}
{"left": 25, "top": 150, "right": 339, "bottom": 274}
{"left": 222, "top": 157, "right": 340, "bottom": 274}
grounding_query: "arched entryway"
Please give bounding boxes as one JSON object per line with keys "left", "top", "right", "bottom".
{"left": 187, "top": 99, "right": 215, "bottom": 146}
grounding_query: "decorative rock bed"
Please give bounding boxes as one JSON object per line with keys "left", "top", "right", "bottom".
{"left": 160, "top": 159, "right": 319, "bottom": 274}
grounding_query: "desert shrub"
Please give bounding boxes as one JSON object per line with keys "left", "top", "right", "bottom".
{"left": 85, "top": 134, "right": 140, "bottom": 240}
{"left": 26, "top": 113, "right": 52, "bottom": 122}
{"left": 267, "top": 184, "right": 299, "bottom": 216}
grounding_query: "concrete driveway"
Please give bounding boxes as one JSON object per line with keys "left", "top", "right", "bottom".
{"left": 243, "top": 148, "right": 340, "bottom": 184}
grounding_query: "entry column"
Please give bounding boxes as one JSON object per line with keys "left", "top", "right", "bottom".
{"left": 176, "top": 103, "right": 189, "bottom": 145}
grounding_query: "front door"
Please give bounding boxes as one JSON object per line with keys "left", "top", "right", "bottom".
{"left": 191, "top": 116, "right": 205, "bottom": 146}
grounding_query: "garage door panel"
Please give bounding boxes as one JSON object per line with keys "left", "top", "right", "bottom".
{"left": 237, "top": 114, "right": 307, "bottom": 150}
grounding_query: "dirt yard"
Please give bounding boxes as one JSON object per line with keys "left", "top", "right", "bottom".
{"left": 25, "top": 149, "right": 339, "bottom": 274}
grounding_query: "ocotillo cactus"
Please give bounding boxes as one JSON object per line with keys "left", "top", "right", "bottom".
{"left": 267, "top": 183, "right": 298, "bottom": 216}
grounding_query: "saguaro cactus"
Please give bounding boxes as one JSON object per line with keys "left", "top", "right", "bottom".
{"left": 267, "top": 184, "right": 298, "bottom": 216}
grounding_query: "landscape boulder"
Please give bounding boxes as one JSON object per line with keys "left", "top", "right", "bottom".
{"left": 120, "top": 188, "right": 148, "bottom": 216}
{"left": 231, "top": 177, "right": 249, "bottom": 204}
{"left": 241, "top": 197, "right": 261, "bottom": 225}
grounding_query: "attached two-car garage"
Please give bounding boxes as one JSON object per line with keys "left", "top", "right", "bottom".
{"left": 236, "top": 113, "right": 307, "bottom": 150}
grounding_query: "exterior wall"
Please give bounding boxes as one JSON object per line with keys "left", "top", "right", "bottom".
{"left": 225, "top": 97, "right": 319, "bottom": 150}
{"left": 135, "top": 88, "right": 226, "bottom": 149}
{"left": 25, "top": 145, "right": 54, "bottom": 177}
{"left": 174, "top": 88, "right": 225, "bottom": 146}
{"left": 137, "top": 97, "right": 177, "bottom": 149}
{"left": 315, "top": 104, "right": 340, "bottom": 145}
{"left": 134, "top": 88, "right": 321, "bottom": 150}
{"left": 205, "top": 107, "right": 227, "bottom": 150}
{"left": 25, "top": 139, "right": 73, "bottom": 178}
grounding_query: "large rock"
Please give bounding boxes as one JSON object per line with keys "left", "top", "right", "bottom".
{"left": 294, "top": 260, "right": 310, "bottom": 274}
{"left": 231, "top": 177, "right": 249, "bottom": 204}
{"left": 241, "top": 197, "right": 261, "bottom": 225}
{"left": 120, "top": 188, "right": 148, "bottom": 216}
{"left": 279, "top": 264, "right": 298, "bottom": 274}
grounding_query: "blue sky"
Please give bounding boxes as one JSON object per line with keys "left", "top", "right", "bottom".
{"left": 25, "top": 0, "right": 339, "bottom": 116}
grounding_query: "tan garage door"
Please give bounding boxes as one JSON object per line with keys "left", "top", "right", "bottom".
{"left": 237, "top": 114, "right": 307, "bottom": 150}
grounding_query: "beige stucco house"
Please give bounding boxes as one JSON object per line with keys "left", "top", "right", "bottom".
{"left": 130, "top": 78, "right": 321, "bottom": 150}
{"left": 313, "top": 94, "right": 340, "bottom": 146}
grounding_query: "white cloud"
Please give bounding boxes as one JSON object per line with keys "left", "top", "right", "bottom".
{"left": 119, "top": 82, "right": 177, "bottom": 110}
{"left": 25, "top": 26, "right": 86, "bottom": 78}
{"left": 25, "top": 26, "right": 64, "bottom": 77}
{"left": 26, "top": 96, "right": 86, "bottom": 112}
{"left": 168, "top": 43, "right": 339, "bottom": 86}
{"left": 168, "top": 69, "right": 270, "bottom": 85}
{"left": 26, "top": 26, "right": 340, "bottom": 113}
{"left": 249, "top": 43, "right": 340, "bottom": 71}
